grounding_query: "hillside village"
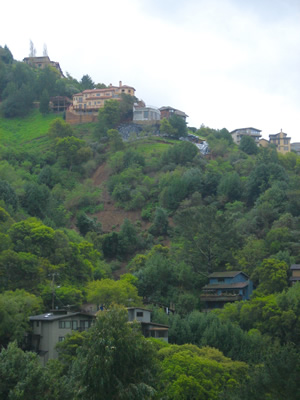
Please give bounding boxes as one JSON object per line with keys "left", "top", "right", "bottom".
{"left": 1, "top": 46, "right": 300, "bottom": 399}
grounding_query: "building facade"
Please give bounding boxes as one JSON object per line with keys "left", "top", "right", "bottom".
{"left": 72, "top": 81, "right": 135, "bottom": 113}
{"left": 291, "top": 142, "right": 300, "bottom": 155}
{"left": 269, "top": 129, "right": 291, "bottom": 154}
{"left": 290, "top": 264, "right": 300, "bottom": 286}
{"left": 127, "top": 307, "right": 169, "bottom": 342}
{"left": 133, "top": 104, "right": 161, "bottom": 123}
{"left": 159, "top": 106, "right": 188, "bottom": 121}
{"left": 23, "top": 56, "right": 64, "bottom": 77}
{"left": 30, "top": 306, "right": 168, "bottom": 364}
{"left": 200, "top": 271, "right": 253, "bottom": 310}
{"left": 29, "top": 311, "right": 95, "bottom": 365}
{"left": 230, "top": 127, "right": 262, "bottom": 145}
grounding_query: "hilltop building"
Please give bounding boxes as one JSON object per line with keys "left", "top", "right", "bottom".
{"left": 23, "top": 56, "right": 64, "bottom": 77}
{"left": 230, "top": 127, "right": 261, "bottom": 146}
{"left": 133, "top": 101, "right": 161, "bottom": 124}
{"left": 200, "top": 271, "right": 253, "bottom": 310}
{"left": 291, "top": 142, "right": 300, "bottom": 155}
{"left": 268, "top": 129, "right": 291, "bottom": 154}
{"left": 159, "top": 106, "right": 188, "bottom": 122}
{"left": 72, "top": 81, "right": 135, "bottom": 113}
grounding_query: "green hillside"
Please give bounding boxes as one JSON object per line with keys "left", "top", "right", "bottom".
{"left": 0, "top": 109, "right": 60, "bottom": 150}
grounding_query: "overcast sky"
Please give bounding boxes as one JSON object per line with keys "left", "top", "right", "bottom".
{"left": 2, "top": 0, "right": 300, "bottom": 141}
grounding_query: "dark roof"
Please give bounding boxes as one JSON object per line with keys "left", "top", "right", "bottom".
{"left": 208, "top": 271, "right": 248, "bottom": 278}
{"left": 159, "top": 106, "right": 188, "bottom": 117}
{"left": 141, "top": 322, "right": 169, "bottom": 328}
{"left": 30, "top": 312, "right": 95, "bottom": 322}
{"left": 290, "top": 264, "right": 300, "bottom": 270}
{"left": 202, "top": 281, "right": 250, "bottom": 290}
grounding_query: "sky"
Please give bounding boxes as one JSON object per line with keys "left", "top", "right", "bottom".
{"left": 1, "top": 0, "right": 300, "bottom": 141}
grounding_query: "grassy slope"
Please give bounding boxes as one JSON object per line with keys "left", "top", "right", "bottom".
{"left": 0, "top": 110, "right": 62, "bottom": 150}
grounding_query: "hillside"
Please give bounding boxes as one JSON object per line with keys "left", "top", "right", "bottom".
{"left": 1, "top": 48, "right": 300, "bottom": 398}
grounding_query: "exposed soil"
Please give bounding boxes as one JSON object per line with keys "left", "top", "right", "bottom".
{"left": 91, "top": 162, "right": 151, "bottom": 233}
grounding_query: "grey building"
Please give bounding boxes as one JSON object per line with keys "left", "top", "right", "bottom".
{"left": 231, "top": 127, "right": 262, "bottom": 145}
{"left": 29, "top": 311, "right": 95, "bottom": 365}
{"left": 30, "top": 307, "right": 168, "bottom": 364}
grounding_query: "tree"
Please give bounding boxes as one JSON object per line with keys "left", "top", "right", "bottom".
{"left": 29, "top": 40, "right": 36, "bottom": 57}
{"left": 0, "top": 45, "right": 13, "bottom": 64}
{"left": 149, "top": 207, "right": 169, "bottom": 236}
{"left": 76, "top": 212, "right": 102, "bottom": 236}
{"left": 0, "top": 179, "right": 18, "bottom": 210}
{"left": 47, "top": 118, "right": 74, "bottom": 138}
{"left": 169, "top": 114, "right": 187, "bottom": 138}
{"left": 55, "top": 136, "right": 92, "bottom": 169}
{"left": 43, "top": 43, "right": 48, "bottom": 56}
{"left": 39, "top": 88, "right": 50, "bottom": 114}
{"left": 80, "top": 74, "right": 95, "bottom": 90}
{"left": 22, "top": 182, "right": 50, "bottom": 218}
{"left": 107, "top": 128, "right": 124, "bottom": 151}
{"left": 160, "top": 118, "right": 176, "bottom": 136}
{"left": 86, "top": 278, "right": 142, "bottom": 308}
{"left": 254, "top": 258, "right": 289, "bottom": 294}
{"left": 70, "top": 305, "right": 157, "bottom": 399}
{"left": 0, "top": 342, "right": 47, "bottom": 399}
{"left": 0, "top": 290, "right": 42, "bottom": 346}
{"left": 239, "top": 135, "right": 258, "bottom": 155}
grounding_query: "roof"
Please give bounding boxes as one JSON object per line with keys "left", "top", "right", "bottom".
{"left": 30, "top": 312, "right": 95, "bottom": 322}
{"left": 159, "top": 106, "right": 188, "bottom": 117}
{"left": 291, "top": 264, "right": 300, "bottom": 270}
{"left": 230, "top": 127, "right": 262, "bottom": 134}
{"left": 202, "top": 281, "right": 250, "bottom": 290}
{"left": 208, "top": 271, "right": 248, "bottom": 278}
{"left": 141, "top": 322, "right": 169, "bottom": 328}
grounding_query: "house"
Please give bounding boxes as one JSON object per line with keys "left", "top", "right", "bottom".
{"left": 72, "top": 81, "right": 135, "bottom": 113}
{"left": 29, "top": 311, "right": 95, "bottom": 365}
{"left": 291, "top": 142, "right": 300, "bottom": 155}
{"left": 290, "top": 264, "right": 300, "bottom": 286}
{"left": 29, "top": 306, "right": 168, "bottom": 364}
{"left": 269, "top": 129, "right": 291, "bottom": 153}
{"left": 23, "top": 56, "right": 64, "bottom": 77}
{"left": 200, "top": 271, "right": 253, "bottom": 310}
{"left": 133, "top": 102, "right": 161, "bottom": 124}
{"left": 159, "top": 106, "right": 188, "bottom": 122}
{"left": 230, "top": 127, "right": 262, "bottom": 146}
{"left": 127, "top": 307, "right": 169, "bottom": 342}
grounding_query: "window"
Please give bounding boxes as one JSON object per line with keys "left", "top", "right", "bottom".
{"left": 59, "top": 321, "right": 71, "bottom": 329}
{"left": 36, "top": 321, "right": 39, "bottom": 327}
{"left": 218, "top": 278, "right": 225, "bottom": 282}
{"left": 79, "top": 97, "right": 83, "bottom": 103}
{"left": 80, "top": 320, "right": 91, "bottom": 329}
{"left": 143, "top": 111, "right": 149, "bottom": 119}
{"left": 97, "top": 93, "right": 100, "bottom": 96}
{"left": 136, "top": 311, "right": 143, "bottom": 317}
{"left": 284, "top": 146, "right": 289, "bottom": 151}
{"left": 72, "top": 321, "right": 78, "bottom": 330}
{"left": 58, "top": 337, "right": 65, "bottom": 342}
{"left": 158, "top": 331, "right": 166, "bottom": 338}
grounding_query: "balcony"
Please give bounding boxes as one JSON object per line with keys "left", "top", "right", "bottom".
{"left": 200, "top": 293, "right": 243, "bottom": 302}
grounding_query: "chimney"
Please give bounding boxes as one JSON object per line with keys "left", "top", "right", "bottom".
{"left": 109, "top": 83, "right": 112, "bottom": 87}
{"left": 119, "top": 80, "right": 122, "bottom": 87}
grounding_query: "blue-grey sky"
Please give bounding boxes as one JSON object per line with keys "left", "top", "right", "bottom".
{"left": 2, "top": 0, "right": 300, "bottom": 141}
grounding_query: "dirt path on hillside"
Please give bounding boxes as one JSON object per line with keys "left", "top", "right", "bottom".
{"left": 91, "top": 162, "right": 151, "bottom": 233}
